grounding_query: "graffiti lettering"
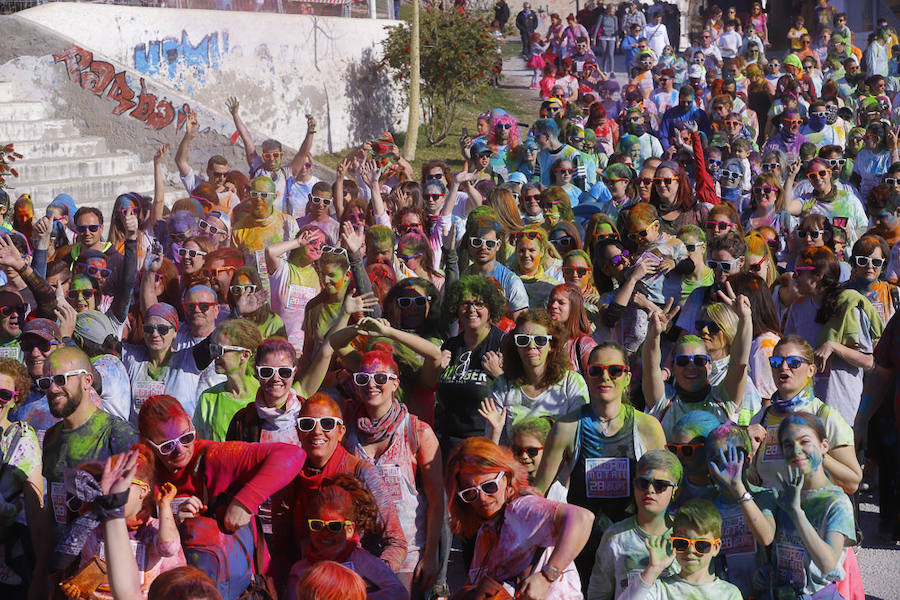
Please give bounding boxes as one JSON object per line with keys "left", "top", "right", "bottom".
{"left": 133, "top": 30, "right": 228, "bottom": 83}
{"left": 53, "top": 45, "right": 189, "bottom": 132}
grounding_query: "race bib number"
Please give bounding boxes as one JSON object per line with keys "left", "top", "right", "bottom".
{"left": 721, "top": 508, "right": 757, "bottom": 555}
{"left": 0, "top": 346, "right": 20, "bottom": 360}
{"left": 584, "top": 457, "right": 630, "bottom": 498}
{"left": 379, "top": 465, "right": 405, "bottom": 502}
{"left": 776, "top": 542, "right": 806, "bottom": 588}
{"left": 287, "top": 285, "right": 316, "bottom": 311}
{"left": 50, "top": 481, "right": 67, "bottom": 524}
{"left": 254, "top": 250, "right": 271, "bottom": 291}
{"left": 762, "top": 424, "right": 783, "bottom": 462}
{"left": 133, "top": 380, "right": 166, "bottom": 412}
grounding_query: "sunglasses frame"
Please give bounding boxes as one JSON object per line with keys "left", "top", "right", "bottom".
{"left": 513, "top": 334, "right": 553, "bottom": 348}
{"left": 297, "top": 416, "right": 344, "bottom": 433}
{"left": 458, "top": 472, "right": 506, "bottom": 503}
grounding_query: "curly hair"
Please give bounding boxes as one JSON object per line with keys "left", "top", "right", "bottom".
{"left": 0, "top": 357, "right": 31, "bottom": 404}
{"left": 309, "top": 473, "right": 379, "bottom": 535}
{"left": 443, "top": 275, "right": 507, "bottom": 325}
{"left": 445, "top": 437, "right": 531, "bottom": 537}
{"left": 488, "top": 112, "right": 521, "bottom": 150}
{"left": 502, "top": 310, "right": 569, "bottom": 388}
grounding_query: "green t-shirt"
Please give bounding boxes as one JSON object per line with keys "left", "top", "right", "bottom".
{"left": 194, "top": 378, "right": 260, "bottom": 442}
{"left": 681, "top": 267, "right": 714, "bottom": 303}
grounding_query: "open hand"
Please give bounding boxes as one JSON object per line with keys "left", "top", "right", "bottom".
{"left": 154, "top": 142, "right": 171, "bottom": 163}
{"left": 776, "top": 465, "right": 804, "bottom": 514}
{"left": 100, "top": 449, "right": 140, "bottom": 496}
{"left": 0, "top": 234, "right": 26, "bottom": 272}
{"left": 644, "top": 534, "right": 676, "bottom": 572}
{"left": 357, "top": 316, "right": 393, "bottom": 337}
{"left": 226, "top": 97, "right": 240, "bottom": 116}
{"left": 342, "top": 291, "right": 378, "bottom": 315}
{"left": 156, "top": 482, "right": 177, "bottom": 506}
{"left": 478, "top": 398, "right": 507, "bottom": 434}
{"left": 709, "top": 445, "right": 747, "bottom": 499}
{"left": 340, "top": 221, "right": 365, "bottom": 255}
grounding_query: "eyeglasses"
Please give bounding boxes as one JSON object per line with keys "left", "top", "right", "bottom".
{"left": 723, "top": 120, "right": 741, "bottom": 127}
{"left": 555, "top": 168, "right": 574, "bottom": 175}
{"left": 177, "top": 247, "right": 207, "bottom": 259}
{"left": 684, "top": 242, "right": 704, "bottom": 253}
{"left": 209, "top": 342, "right": 249, "bottom": 358}
{"left": 707, "top": 159, "right": 722, "bottom": 168}
{"left": 521, "top": 193, "right": 541, "bottom": 202}
{"left": 852, "top": 255, "right": 885, "bottom": 269}
{"left": 539, "top": 199, "right": 561, "bottom": 210}
{"left": 637, "top": 177, "right": 654, "bottom": 186}
{"left": 309, "top": 196, "right": 333, "bottom": 206}
{"left": 0, "top": 388, "right": 19, "bottom": 404}
{"left": 297, "top": 416, "right": 344, "bottom": 433}
{"left": 550, "top": 235, "right": 573, "bottom": 248}
{"left": 768, "top": 355, "right": 810, "bottom": 370}
{"left": 458, "top": 472, "right": 506, "bottom": 503}
{"left": 397, "top": 252, "right": 423, "bottom": 263}
{"left": 35, "top": 369, "right": 89, "bottom": 391}
{"left": 308, "top": 518, "right": 352, "bottom": 532}
{"left": 586, "top": 363, "right": 629, "bottom": 379}
{"left": 396, "top": 295, "right": 429, "bottom": 308}
{"left": 76, "top": 224, "right": 101, "bottom": 234}
{"left": 202, "top": 266, "right": 235, "bottom": 279}
{"left": 673, "top": 354, "right": 711, "bottom": 367}
{"left": 183, "top": 302, "right": 215, "bottom": 314}
{"left": 670, "top": 536, "right": 719, "bottom": 555}
{"left": 609, "top": 252, "right": 630, "bottom": 266}
{"left": 353, "top": 372, "right": 398, "bottom": 386}
{"left": 21, "top": 338, "right": 59, "bottom": 354}
{"left": 719, "top": 170, "right": 741, "bottom": 181}
{"left": 653, "top": 177, "right": 680, "bottom": 185}
{"left": 761, "top": 162, "right": 780, "bottom": 171}
{"left": 513, "top": 334, "right": 553, "bottom": 348}
{"left": 117, "top": 206, "right": 139, "bottom": 216}
{"left": 229, "top": 284, "right": 258, "bottom": 295}
{"left": 146, "top": 431, "right": 197, "bottom": 456}
{"left": 705, "top": 221, "right": 735, "bottom": 232}
{"left": 695, "top": 319, "right": 721, "bottom": 335}
{"left": 706, "top": 258, "right": 739, "bottom": 271}
{"left": 422, "top": 193, "right": 443, "bottom": 201}
{"left": 248, "top": 191, "right": 276, "bottom": 201}
{"left": 753, "top": 186, "right": 778, "bottom": 195}
{"left": 497, "top": 123, "right": 512, "bottom": 130}
{"left": 199, "top": 220, "right": 227, "bottom": 236}
{"left": 77, "top": 264, "right": 111, "bottom": 278}
{"left": 399, "top": 223, "right": 423, "bottom": 234}
{"left": 562, "top": 266, "right": 590, "bottom": 277}
{"left": 884, "top": 177, "right": 900, "bottom": 185}
{"left": 785, "top": 119, "right": 803, "bottom": 126}
{"left": 511, "top": 231, "right": 544, "bottom": 244}
{"left": 66, "top": 289, "right": 97, "bottom": 302}
{"left": 426, "top": 173, "right": 444, "bottom": 181}
{"left": 591, "top": 232, "right": 618, "bottom": 241}
{"left": 321, "top": 245, "right": 348, "bottom": 258}
{"left": 605, "top": 177, "right": 629, "bottom": 185}
{"left": 749, "top": 255, "right": 767, "bottom": 272}
{"left": 460, "top": 300, "right": 487, "bottom": 311}
{"left": 511, "top": 445, "right": 544, "bottom": 457}
{"left": 256, "top": 365, "right": 296, "bottom": 380}
{"left": 142, "top": 324, "right": 174, "bottom": 336}
{"left": 665, "top": 442, "right": 706, "bottom": 458}
{"left": 634, "top": 476, "right": 676, "bottom": 493}
{"left": 261, "top": 152, "right": 283, "bottom": 160}
{"left": 807, "top": 170, "right": 830, "bottom": 181}
{"left": 628, "top": 221, "right": 657, "bottom": 241}
{"left": 470, "top": 237, "right": 500, "bottom": 250}
{"left": 797, "top": 229, "right": 823, "bottom": 239}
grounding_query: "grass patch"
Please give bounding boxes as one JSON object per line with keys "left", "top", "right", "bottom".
{"left": 315, "top": 66, "right": 533, "bottom": 175}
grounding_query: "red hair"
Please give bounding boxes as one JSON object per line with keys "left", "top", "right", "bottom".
{"left": 296, "top": 561, "right": 366, "bottom": 600}
{"left": 445, "top": 437, "right": 531, "bottom": 537}
{"left": 148, "top": 566, "right": 221, "bottom": 600}
{"left": 550, "top": 283, "right": 592, "bottom": 339}
{"left": 358, "top": 342, "right": 399, "bottom": 376}
{"left": 300, "top": 392, "right": 344, "bottom": 418}
{"left": 138, "top": 395, "right": 189, "bottom": 439}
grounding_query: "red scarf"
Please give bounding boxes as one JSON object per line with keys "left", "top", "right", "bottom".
{"left": 295, "top": 444, "right": 352, "bottom": 493}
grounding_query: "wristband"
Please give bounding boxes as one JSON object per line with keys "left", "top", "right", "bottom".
{"left": 95, "top": 491, "right": 130, "bottom": 520}
{"left": 736, "top": 491, "right": 753, "bottom": 504}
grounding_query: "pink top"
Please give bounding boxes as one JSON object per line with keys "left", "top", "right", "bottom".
{"left": 80, "top": 517, "right": 186, "bottom": 599}
{"left": 467, "top": 494, "right": 582, "bottom": 599}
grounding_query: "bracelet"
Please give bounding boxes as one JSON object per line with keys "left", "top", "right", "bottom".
{"left": 736, "top": 491, "right": 753, "bottom": 504}
{"left": 95, "top": 491, "right": 130, "bottom": 520}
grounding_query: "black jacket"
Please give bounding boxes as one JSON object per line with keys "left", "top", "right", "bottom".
{"left": 516, "top": 9, "right": 538, "bottom": 33}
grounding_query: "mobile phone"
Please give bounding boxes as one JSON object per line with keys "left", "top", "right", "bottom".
{"left": 462, "top": 128, "right": 469, "bottom": 137}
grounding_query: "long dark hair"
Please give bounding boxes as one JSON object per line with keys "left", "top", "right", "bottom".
{"left": 798, "top": 247, "right": 842, "bottom": 324}
{"left": 591, "top": 238, "right": 629, "bottom": 293}
{"left": 727, "top": 273, "right": 781, "bottom": 336}
{"left": 502, "top": 309, "right": 569, "bottom": 388}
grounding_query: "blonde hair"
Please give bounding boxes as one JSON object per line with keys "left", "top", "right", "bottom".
{"left": 702, "top": 302, "right": 738, "bottom": 344}
{"left": 487, "top": 188, "right": 524, "bottom": 237}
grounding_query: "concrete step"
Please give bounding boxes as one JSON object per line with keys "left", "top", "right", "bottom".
{"left": 0, "top": 119, "right": 79, "bottom": 142}
{"left": 13, "top": 153, "right": 138, "bottom": 182}
{"left": 10, "top": 172, "right": 157, "bottom": 209}
{"left": 0, "top": 101, "right": 50, "bottom": 121}
{"left": 13, "top": 136, "right": 109, "bottom": 161}
{"left": 0, "top": 82, "right": 15, "bottom": 103}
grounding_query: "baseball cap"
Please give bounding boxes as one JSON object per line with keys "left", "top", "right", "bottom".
{"left": 688, "top": 64, "right": 704, "bottom": 79}
{"left": 206, "top": 210, "right": 231, "bottom": 235}
{"left": 74, "top": 310, "right": 118, "bottom": 345}
{"left": 507, "top": 172, "right": 528, "bottom": 184}
{"left": 470, "top": 141, "right": 491, "bottom": 157}
{"left": 22, "top": 318, "right": 61, "bottom": 342}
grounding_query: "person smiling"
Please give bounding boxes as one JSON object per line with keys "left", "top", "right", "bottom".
{"left": 535, "top": 341, "right": 666, "bottom": 591}
{"left": 511, "top": 227, "right": 562, "bottom": 309}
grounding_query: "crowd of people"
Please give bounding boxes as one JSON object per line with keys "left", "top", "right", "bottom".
{"left": 0, "top": 0, "right": 899, "bottom": 598}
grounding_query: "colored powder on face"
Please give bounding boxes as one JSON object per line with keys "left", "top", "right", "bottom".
{"left": 673, "top": 411, "right": 720, "bottom": 441}
{"left": 368, "top": 226, "right": 394, "bottom": 247}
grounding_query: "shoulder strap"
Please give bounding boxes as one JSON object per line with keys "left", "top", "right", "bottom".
{"left": 193, "top": 448, "right": 209, "bottom": 509}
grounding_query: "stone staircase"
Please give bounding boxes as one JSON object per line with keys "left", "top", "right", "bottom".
{"left": 0, "top": 80, "right": 163, "bottom": 214}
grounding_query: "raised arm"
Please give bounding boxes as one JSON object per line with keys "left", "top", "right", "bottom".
{"left": 359, "top": 160, "right": 387, "bottom": 219}
{"left": 31, "top": 216, "right": 52, "bottom": 279}
{"left": 265, "top": 231, "right": 306, "bottom": 276}
{"left": 174, "top": 112, "right": 197, "bottom": 178}
{"left": 358, "top": 317, "right": 443, "bottom": 387}
{"left": 109, "top": 216, "right": 140, "bottom": 324}
{"left": 140, "top": 251, "right": 163, "bottom": 314}
{"left": 708, "top": 446, "right": 776, "bottom": 545}
{"left": 226, "top": 96, "right": 256, "bottom": 166}
{"left": 783, "top": 159, "right": 803, "bottom": 215}
{"left": 291, "top": 114, "right": 317, "bottom": 177}
{"left": 100, "top": 450, "right": 143, "bottom": 600}
{"left": 149, "top": 144, "right": 169, "bottom": 230}
{"left": 722, "top": 292, "right": 752, "bottom": 409}
{"left": 642, "top": 309, "right": 676, "bottom": 410}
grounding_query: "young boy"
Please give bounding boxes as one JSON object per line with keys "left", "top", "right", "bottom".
{"left": 623, "top": 203, "right": 689, "bottom": 306}
{"left": 620, "top": 498, "right": 742, "bottom": 600}
{"left": 666, "top": 411, "right": 720, "bottom": 505}
{"left": 588, "top": 449, "right": 683, "bottom": 600}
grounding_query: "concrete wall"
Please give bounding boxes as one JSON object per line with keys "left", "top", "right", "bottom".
{"left": 14, "top": 3, "right": 405, "bottom": 156}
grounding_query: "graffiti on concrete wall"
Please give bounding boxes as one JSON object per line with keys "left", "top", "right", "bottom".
{"left": 133, "top": 31, "right": 229, "bottom": 82}
{"left": 52, "top": 46, "right": 191, "bottom": 131}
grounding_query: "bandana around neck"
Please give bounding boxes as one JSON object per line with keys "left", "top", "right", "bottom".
{"left": 355, "top": 399, "right": 407, "bottom": 446}
{"left": 770, "top": 384, "right": 815, "bottom": 413}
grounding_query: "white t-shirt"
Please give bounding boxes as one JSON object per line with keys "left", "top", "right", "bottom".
{"left": 490, "top": 370, "right": 589, "bottom": 442}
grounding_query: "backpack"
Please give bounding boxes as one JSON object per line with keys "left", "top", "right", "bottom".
{"left": 178, "top": 450, "right": 275, "bottom": 600}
